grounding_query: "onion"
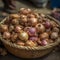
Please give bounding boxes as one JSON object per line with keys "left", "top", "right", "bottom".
{"left": 27, "top": 8, "right": 31, "bottom": 13}
{"left": 41, "top": 40, "right": 48, "bottom": 46}
{"left": 33, "top": 13, "right": 40, "bottom": 18}
{"left": 50, "top": 32, "right": 58, "bottom": 39}
{"left": 11, "top": 19, "right": 19, "bottom": 25}
{"left": 0, "top": 25, "right": 8, "bottom": 32}
{"left": 28, "top": 14, "right": 35, "bottom": 18}
{"left": 40, "top": 32, "right": 49, "bottom": 40}
{"left": 52, "top": 27, "right": 59, "bottom": 33}
{"left": 15, "top": 25, "right": 23, "bottom": 33}
{"left": 20, "top": 8, "right": 31, "bottom": 13}
{"left": 16, "top": 41, "right": 25, "bottom": 46}
{"left": 9, "top": 25, "right": 14, "bottom": 32}
{"left": 29, "top": 37, "right": 38, "bottom": 41}
{"left": 3, "top": 32, "right": 11, "bottom": 39}
{"left": 28, "top": 18, "right": 38, "bottom": 26}
{"left": 24, "top": 27, "right": 30, "bottom": 32}
{"left": 44, "top": 21, "right": 51, "bottom": 29}
{"left": 20, "top": 15, "right": 27, "bottom": 23}
{"left": 28, "top": 27, "right": 36, "bottom": 36}
{"left": 37, "top": 40, "right": 41, "bottom": 45}
{"left": 36, "top": 23, "right": 45, "bottom": 33}
{"left": 19, "top": 8, "right": 31, "bottom": 15}
{"left": 11, "top": 32, "right": 18, "bottom": 42}
{"left": 19, "top": 31, "right": 29, "bottom": 41}
{"left": 26, "top": 40, "right": 37, "bottom": 47}
{"left": 10, "top": 14, "right": 20, "bottom": 19}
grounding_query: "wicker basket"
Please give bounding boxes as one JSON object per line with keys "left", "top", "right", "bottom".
{"left": 0, "top": 15, "right": 60, "bottom": 58}
{"left": 47, "top": 15, "right": 60, "bottom": 49}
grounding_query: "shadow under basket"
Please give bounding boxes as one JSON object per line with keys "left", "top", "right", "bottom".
{"left": 0, "top": 15, "right": 60, "bottom": 58}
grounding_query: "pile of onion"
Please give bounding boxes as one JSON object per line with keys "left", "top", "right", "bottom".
{"left": 0, "top": 8, "right": 60, "bottom": 47}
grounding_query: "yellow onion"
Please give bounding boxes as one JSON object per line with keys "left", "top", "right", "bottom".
{"left": 16, "top": 41, "right": 25, "bottom": 46}
{"left": 11, "top": 19, "right": 19, "bottom": 25}
{"left": 20, "top": 9, "right": 27, "bottom": 14}
{"left": 52, "top": 27, "right": 59, "bottom": 33}
{"left": 33, "top": 13, "right": 40, "bottom": 18}
{"left": 3, "top": 32, "right": 11, "bottom": 39}
{"left": 15, "top": 25, "right": 23, "bottom": 33}
{"left": 50, "top": 32, "right": 58, "bottom": 39}
{"left": 10, "top": 14, "right": 20, "bottom": 19}
{"left": 0, "top": 25, "right": 8, "bottom": 32}
{"left": 40, "top": 32, "right": 49, "bottom": 40}
{"left": 20, "top": 15, "right": 27, "bottom": 23}
{"left": 9, "top": 25, "right": 14, "bottom": 32}
{"left": 24, "top": 27, "right": 30, "bottom": 32}
{"left": 36, "top": 23, "right": 45, "bottom": 33}
{"left": 26, "top": 40, "right": 37, "bottom": 47}
{"left": 27, "top": 8, "right": 32, "bottom": 14}
{"left": 27, "top": 14, "right": 35, "bottom": 18}
{"left": 19, "top": 31, "right": 29, "bottom": 41}
{"left": 11, "top": 32, "right": 18, "bottom": 42}
{"left": 28, "top": 18, "right": 38, "bottom": 26}
{"left": 19, "top": 8, "right": 31, "bottom": 15}
{"left": 19, "top": 8, "right": 26, "bottom": 13}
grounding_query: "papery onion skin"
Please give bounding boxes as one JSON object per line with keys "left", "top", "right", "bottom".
{"left": 26, "top": 40, "right": 37, "bottom": 47}
{"left": 0, "top": 25, "right": 8, "bottom": 32}
{"left": 50, "top": 32, "right": 58, "bottom": 39}
{"left": 40, "top": 40, "right": 48, "bottom": 46}
{"left": 28, "top": 18, "right": 38, "bottom": 26}
{"left": 29, "top": 37, "right": 38, "bottom": 41}
{"left": 28, "top": 27, "right": 36, "bottom": 36}
{"left": 19, "top": 32, "right": 29, "bottom": 41}
{"left": 44, "top": 21, "right": 51, "bottom": 29}
{"left": 15, "top": 26, "right": 23, "bottom": 33}
{"left": 36, "top": 23, "right": 45, "bottom": 33}
{"left": 3, "top": 32, "right": 11, "bottom": 39}
{"left": 40, "top": 32, "right": 49, "bottom": 40}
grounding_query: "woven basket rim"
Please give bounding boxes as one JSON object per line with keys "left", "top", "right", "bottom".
{"left": 0, "top": 15, "right": 60, "bottom": 50}
{"left": 0, "top": 35, "right": 60, "bottom": 50}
